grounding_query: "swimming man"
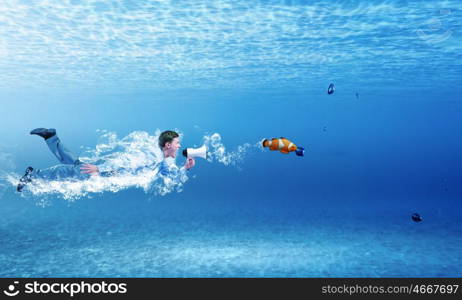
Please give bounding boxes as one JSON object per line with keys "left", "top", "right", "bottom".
{"left": 17, "top": 128, "right": 195, "bottom": 192}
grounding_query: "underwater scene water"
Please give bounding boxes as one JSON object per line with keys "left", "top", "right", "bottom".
{"left": 0, "top": 0, "right": 461, "bottom": 277}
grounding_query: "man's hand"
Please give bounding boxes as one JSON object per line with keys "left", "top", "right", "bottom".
{"left": 185, "top": 157, "right": 195, "bottom": 170}
{"left": 80, "top": 163, "right": 99, "bottom": 175}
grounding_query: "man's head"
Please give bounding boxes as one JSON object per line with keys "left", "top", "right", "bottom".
{"left": 159, "top": 130, "right": 181, "bottom": 158}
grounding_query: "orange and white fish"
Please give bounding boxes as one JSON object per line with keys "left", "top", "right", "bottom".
{"left": 262, "top": 137, "right": 305, "bottom": 157}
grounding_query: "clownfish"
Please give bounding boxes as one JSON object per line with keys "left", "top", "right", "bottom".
{"left": 262, "top": 137, "right": 305, "bottom": 157}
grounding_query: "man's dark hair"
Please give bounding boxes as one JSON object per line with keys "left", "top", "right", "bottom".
{"left": 158, "top": 130, "right": 179, "bottom": 148}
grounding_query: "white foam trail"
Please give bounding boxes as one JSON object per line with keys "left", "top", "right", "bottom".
{"left": 83, "top": 129, "right": 164, "bottom": 170}
{"left": 0, "top": 146, "right": 16, "bottom": 200}
{"left": 203, "top": 133, "right": 252, "bottom": 166}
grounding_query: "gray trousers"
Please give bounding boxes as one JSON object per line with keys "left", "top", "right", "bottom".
{"left": 31, "top": 135, "right": 90, "bottom": 181}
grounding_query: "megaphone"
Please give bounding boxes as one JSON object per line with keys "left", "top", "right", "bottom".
{"left": 182, "top": 145, "right": 208, "bottom": 160}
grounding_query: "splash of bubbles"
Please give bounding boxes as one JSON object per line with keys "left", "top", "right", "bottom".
{"left": 83, "top": 129, "right": 164, "bottom": 170}
{"left": 7, "top": 168, "right": 160, "bottom": 201}
{"left": 203, "top": 133, "right": 252, "bottom": 166}
{"left": 0, "top": 146, "right": 16, "bottom": 200}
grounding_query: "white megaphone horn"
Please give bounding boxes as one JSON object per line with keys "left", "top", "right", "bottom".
{"left": 182, "top": 145, "right": 208, "bottom": 160}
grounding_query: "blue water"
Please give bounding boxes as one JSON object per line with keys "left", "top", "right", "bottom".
{"left": 1, "top": 0, "right": 461, "bottom": 277}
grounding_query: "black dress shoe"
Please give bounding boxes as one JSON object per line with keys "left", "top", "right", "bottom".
{"left": 30, "top": 128, "right": 56, "bottom": 140}
{"left": 17, "top": 166, "right": 34, "bottom": 192}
